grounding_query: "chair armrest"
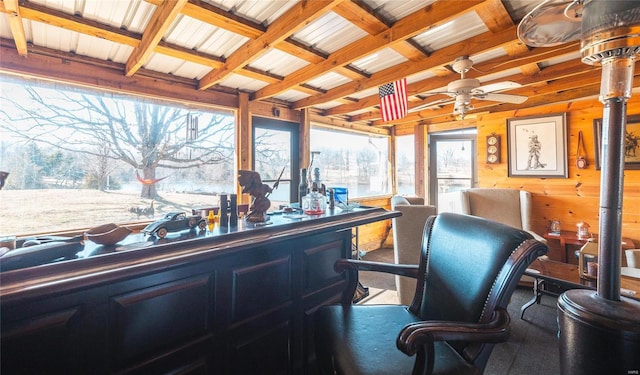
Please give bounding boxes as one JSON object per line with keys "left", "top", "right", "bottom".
{"left": 395, "top": 308, "right": 510, "bottom": 375}
{"left": 397, "top": 308, "right": 510, "bottom": 355}
{"left": 334, "top": 259, "right": 419, "bottom": 304}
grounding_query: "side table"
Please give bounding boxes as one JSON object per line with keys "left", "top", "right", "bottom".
{"left": 520, "top": 258, "right": 640, "bottom": 319}
{"left": 543, "top": 231, "right": 635, "bottom": 264}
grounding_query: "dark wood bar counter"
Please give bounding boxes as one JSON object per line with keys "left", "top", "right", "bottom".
{"left": 1, "top": 206, "right": 398, "bottom": 375}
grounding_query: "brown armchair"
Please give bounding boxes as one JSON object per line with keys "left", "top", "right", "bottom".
{"left": 314, "top": 212, "right": 548, "bottom": 375}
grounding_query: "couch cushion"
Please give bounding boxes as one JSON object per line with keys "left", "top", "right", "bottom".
{"left": 467, "top": 188, "right": 523, "bottom": 229}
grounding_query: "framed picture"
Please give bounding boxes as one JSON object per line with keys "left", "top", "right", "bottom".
{"left": 507, "top": 113, "right": 567, "bottom": 178}
{"left": 593, "top": 115, "right": 640, "bottom": 170}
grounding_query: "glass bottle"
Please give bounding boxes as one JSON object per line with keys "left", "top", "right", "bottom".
{"left": 298, "top": 168, "right": 308, "bottom": 203}
{"left": 311, "top": 167, "right": 326, "bottom": 196}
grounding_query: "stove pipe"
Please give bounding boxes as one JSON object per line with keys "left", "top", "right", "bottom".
{"left": 580, "top": 0, "right": 640, "bottom": 301}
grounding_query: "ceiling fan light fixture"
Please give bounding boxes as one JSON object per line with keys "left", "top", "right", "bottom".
{"left": 451, "top": 56, "right": 474, "bottom": 75}
{"left": 448, "top": 78, "right": 480, "bottom": 94}
{"left": 431, "top": 56, "right": 530, "bottom": 117}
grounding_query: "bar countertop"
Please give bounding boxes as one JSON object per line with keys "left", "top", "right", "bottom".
{"left": 0, "top": 206, "right": 399, "bottom": 303}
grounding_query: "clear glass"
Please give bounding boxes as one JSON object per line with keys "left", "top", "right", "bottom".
{"left": 395, "top": 135, "right": 415, "bottom": 196}
{"left": 310, "top": 127, "right": 390, "bottom": 198}
{"left": 254, "top": 127, "right": 292, "bottom": 209}
{"left": 302, "top": 191, "right": 326, "bottom": 215}
{"left": 0, "top": 75, "right": 236, "bottom": 236}
{"left": 429, "top": 131, "right": 476, "bottom": 209}
{"left": 436, "top": 140, "right": 473, "bottom": 179}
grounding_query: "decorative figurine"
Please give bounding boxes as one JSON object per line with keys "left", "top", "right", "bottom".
{"left": 142, "top": 211, "right": 207, "bottom": 239}
{"left": 238, "top": 168, "right": 284, "bottom": 222}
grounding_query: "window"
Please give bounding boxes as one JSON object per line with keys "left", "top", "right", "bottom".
{"left": 395, "top": 135, "right": 415, "bottom": 196}
{"left": 0, "top": 75, "right": 236, "bottom": 236}
{"left": 428, "top": 130, "right": 477, "bottom": 209}
{"left": 253, "top": 117, "right": 299, "bottom": 208}
{"left": 310, "top": 127, "right": 390, "bottom": 198}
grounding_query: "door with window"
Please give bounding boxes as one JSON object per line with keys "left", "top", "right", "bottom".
{"left": 252, "top": 117, "right": 299, "bottom": 208}
{"left": 428, "top": 131, "right": 477, "bottom": 210}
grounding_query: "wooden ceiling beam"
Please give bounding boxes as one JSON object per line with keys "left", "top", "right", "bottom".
{"left": 251, "top": 1, "right": 481, "bottom": 100}
{"left": 181, "top": 0, "right": 265, "bottom": 39}
{"left": 277, "top": 38, "right": 327, "bottom": 64}
{"left": 155, "top": 41, "right": 225, "bottom": 69}
{"left": 125, "top": 0, "right": 188, "bottom": 76}
{"left": 293, "top": 25, "right": 517, "bottom": 109}
{"left": 368, "top": 73, "right": 640, "bottom": 126}
{"left": 14, "top": 2, "right": 140, "bottom": 47}
{"left": 5, "top": 1, "right": 286, "bottom": 82}
{"left": 183, "top": 0, "right": 332, "bottom": 67}
{"left": 333, "top": 0, "right": 428, "bottom": 61}
{"left": 474, "top": 0, "right": 514, "bottom": 32}
{"left": 0, "top": 42, "right": 238, "bottom": 109}
{"left": 2, "top": 0, "right": 27, "bottom": 56}
{"left": 333, "top": 0, "right": 388, "bottom": 35}
{"left": 323, "top": 41, "right": 580, "bottom": 116}
{"left": 252, "top": 0, "right": 486, "bottom": 101}
{"left": 390, "top": 40, "right": 430, "bottom": 62}
{"left": 198, "top": 0, "right": 344, "bottom": 90}
{"left": 347, "top": 59, "right": 604, "bottom": 123}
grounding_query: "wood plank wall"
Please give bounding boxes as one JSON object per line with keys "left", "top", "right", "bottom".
{"left": 475, "top": 95, "right": 640, "bottom": 246}
{"left": 359, "top": 95, "right": 640, "bottom": 254}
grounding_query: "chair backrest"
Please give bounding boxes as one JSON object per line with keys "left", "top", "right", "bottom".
{"left": 410, "top": 213, "right": 547, "bottom": 368}
{"left": 410, "top": 212, "right": 547, "bottom": 323}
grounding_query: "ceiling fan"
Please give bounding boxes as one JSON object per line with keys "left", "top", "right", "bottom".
{"left": 412, "top": 56, "right": 528, "bottom": 119}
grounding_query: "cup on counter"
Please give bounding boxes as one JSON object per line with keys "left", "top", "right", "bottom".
{"left": 0, "top": 235, "right": 17, "bottom": 250}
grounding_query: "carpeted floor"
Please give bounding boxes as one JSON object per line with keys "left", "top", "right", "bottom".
{"left": 358, "top": 247, "right": 560, "bottom": 375}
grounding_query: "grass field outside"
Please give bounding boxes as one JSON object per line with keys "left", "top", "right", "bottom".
{"left": 0, "top": 189, "right": 226, "bottom": 236}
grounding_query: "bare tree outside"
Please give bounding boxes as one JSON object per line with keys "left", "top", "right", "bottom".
{"left": 0, "top": 76, "right": 235, "bottom": 199}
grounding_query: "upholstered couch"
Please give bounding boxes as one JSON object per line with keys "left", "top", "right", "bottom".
{"left": 438, "top": 188, "right": 546, "bottom": 243}
{"left": 390, "top": 195, "right": 437, "bottom": 305}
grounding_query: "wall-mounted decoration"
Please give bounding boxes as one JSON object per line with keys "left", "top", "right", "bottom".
{"left": 593, "top": 114, "right": 640, "bottom": 170}
{"left": 486, "top": 133, "right": 501, "bottom": 164}
{"left": 507, "top": 113, "right": 567, "bottom": 178}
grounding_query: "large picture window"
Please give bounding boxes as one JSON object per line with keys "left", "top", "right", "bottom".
{"left": 0, "top": 75, "right": 236, "bottom": 236}
{"left": 310, "top": 127, "right": 390, "bottom": 198}
{"left": 395, "top": 135, "right": 415, "bottom": 196}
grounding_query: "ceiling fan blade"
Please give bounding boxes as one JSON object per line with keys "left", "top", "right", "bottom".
{"left": 420, "top": 90, "right": 454, "bottom": 96}
{"left": 409, "top": 98, "right": 453, "bottom": 112}
{"left": 475, "top": 92, "right": 528, "bottom": 104}
{"left": 476, "top": 81, "right": 522, "bottom": 93}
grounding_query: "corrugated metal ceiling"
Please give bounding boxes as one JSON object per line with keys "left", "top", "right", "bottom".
{"left": 1, "top": 0, "right": 617, "bottom": 126}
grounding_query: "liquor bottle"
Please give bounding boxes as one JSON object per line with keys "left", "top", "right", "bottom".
{"left": 328, "top": 188, "right": 335, "bottom": 210}
{"left": 298, "top": 168, "right": 308, "bottom": 203}
{"left": 220, "top": 194, "right": 228, "bottom": 227}
{"left": 229, "top": 194, "right": 238, "bottom": 227}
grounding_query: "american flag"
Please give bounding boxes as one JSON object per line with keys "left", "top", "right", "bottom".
{"left": 378, "top": 78, "right": 408, "bottom": 122}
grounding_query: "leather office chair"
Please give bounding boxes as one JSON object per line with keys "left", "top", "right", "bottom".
{"left": 315, "top": 212, "right": 548, "bottom": 375}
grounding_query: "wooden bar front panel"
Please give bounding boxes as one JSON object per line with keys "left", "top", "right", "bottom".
{"left": 1, "top": 229, "right": 352, "bottom": 374}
